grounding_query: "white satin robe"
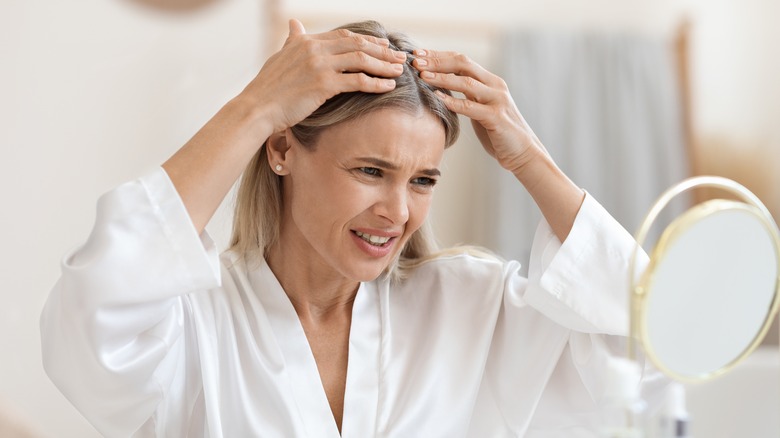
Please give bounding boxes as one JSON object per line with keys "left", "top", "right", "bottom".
{"left": 41, "top": 168, "right": 658, "bottom": 437}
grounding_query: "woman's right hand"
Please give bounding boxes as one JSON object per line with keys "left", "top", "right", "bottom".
{"left": 162, "top": 19, "right": 407, "bottom": 234}
{"left": 241, "top": 19, "right": 408, "bottom": 135}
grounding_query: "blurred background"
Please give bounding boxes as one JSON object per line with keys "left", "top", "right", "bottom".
{"left": 1, "top": 0, "right": 778, "bottom": 436}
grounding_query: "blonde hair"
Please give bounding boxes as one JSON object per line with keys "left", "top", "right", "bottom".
{"left": 230, "top": 20, "right": 485, "bottom": 279}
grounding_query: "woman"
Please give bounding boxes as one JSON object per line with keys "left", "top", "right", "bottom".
{"left": 41, "top": 19, "right": 655, "bottom": 437}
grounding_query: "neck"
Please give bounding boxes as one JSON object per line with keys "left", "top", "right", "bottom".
{"left": 265, "top": 242, "right": 359, "bottom": 323}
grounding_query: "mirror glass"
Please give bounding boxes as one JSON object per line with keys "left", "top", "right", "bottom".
{"left": 640, "top": 200, "right": 779, "bottom": 380}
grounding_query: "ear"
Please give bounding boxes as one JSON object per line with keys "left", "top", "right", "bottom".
{"left": 266, "top": 129, "right": 294, "bottom": 175}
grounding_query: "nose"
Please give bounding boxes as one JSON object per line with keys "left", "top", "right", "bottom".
{"left": 375, "top": 184, "right": 410, "bottom": 225}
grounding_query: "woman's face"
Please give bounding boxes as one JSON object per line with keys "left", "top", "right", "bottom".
{"left": 280, "top": 108, "right": 446, "bottom": 282}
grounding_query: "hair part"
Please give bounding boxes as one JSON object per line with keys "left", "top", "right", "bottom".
{"left": 230, "top": 20, "right": 464, "bottom": 281}
{"left": 289, "top": 21, "right": 459, "bottom": 149}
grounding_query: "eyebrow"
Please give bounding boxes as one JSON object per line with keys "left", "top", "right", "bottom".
{"left": 356, "top": 157, "right": 441, "bottom": 177}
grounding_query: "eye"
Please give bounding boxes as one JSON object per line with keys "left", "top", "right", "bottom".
{"left": 359, "top": 167, "right": 382, "bottom": 177}
{"left": 412, "top": 176, "right": 437, "bottom": 188}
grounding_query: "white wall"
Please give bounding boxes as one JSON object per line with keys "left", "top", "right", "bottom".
{"left": 2, "top": 0, "right": 778, "bottom": 436}
{"left": 283, "top": 0, "right": 780, "bottom": 247}
{"left": 0, "top": 0, "right": 263, "bottom": 435}
{"left": 286, "top": 0, "right": 780, "bottom": 149}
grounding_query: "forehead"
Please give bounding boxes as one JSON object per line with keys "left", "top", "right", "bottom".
{"left": 313, "top": 108, "right": 447, "bottom": 164}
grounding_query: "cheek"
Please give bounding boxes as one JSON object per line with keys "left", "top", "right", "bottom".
{"left": 329, "top": 180, "right": 377, "bottom": 212}
{"left": 293, "top": 176, "right": 375, "bottom": 228}
{"left": 406, "top": 194, "right": 434, "bottom": 233}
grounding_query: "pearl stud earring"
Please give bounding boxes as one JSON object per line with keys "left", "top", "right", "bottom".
{"left": 275, "top": 164, "right": 283, "bottom": 172}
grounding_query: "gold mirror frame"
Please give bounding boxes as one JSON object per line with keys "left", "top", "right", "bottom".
{"left": 628, "top": 176, "right": 780, "bottom": 382}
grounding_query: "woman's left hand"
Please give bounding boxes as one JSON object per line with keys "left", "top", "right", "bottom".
{"left": 412, "top": 49, "right": 545, "bottom": 174}
{"left": 414, "top": 49, "right": 585, "bottom": 242}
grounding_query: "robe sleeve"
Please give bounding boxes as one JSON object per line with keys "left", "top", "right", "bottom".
{"left": 504, "top": 193, "right": 668, "bottom": 434}
{"left": 522, "top": 192, "right": 641, "bottom": 335}
{"left": 40, "top": 167, "right": 221, "bottom": 436}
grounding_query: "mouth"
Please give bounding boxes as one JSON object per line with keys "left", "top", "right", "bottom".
{"left": 353, "top": 230, "right": 393, "bottom": 247}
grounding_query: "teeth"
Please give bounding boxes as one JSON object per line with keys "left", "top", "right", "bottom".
{"left": 355, "top": 231, "right": 391, "bottom": 246}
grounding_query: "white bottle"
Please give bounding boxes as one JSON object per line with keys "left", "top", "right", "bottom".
{"left": 600, "top": 358, "right": 647, "bottom": 438}
{"left": 656, "top": 383, "right": 691, "bottom": 438}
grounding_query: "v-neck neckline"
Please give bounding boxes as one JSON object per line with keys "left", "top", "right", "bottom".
{"left": 249, "top": 258, "right": 382, "bottom": 437}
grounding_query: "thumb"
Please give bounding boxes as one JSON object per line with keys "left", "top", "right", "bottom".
{"left": 288, "top": 18, "right": 306, "bottom": 37}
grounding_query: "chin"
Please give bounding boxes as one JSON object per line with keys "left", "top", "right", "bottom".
{"left": 353, "top": 266, "right": 389, "bottom": 282}
{"left": 347, "top": 259, "right": 395, "bottom": 283}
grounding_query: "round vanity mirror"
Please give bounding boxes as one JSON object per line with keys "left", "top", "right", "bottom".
{"left": 630, "top": 177, "right": 780, "bottom": 382}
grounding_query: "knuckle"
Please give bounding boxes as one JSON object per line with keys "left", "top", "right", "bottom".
{"left": 464, "top": 77, "right": 480, "bottom": 89}
{"left": 356, "top": 74, "right": 372, "bottom": 88}
{"left": 355, "top": 51, "right": 371, "bottom": 64}
{"left": 456, "top": 53, "right": 470, "bottom": 64}
{"left": 499, "top": 90, "right": 514, "bottom": 105}
{"left": 351, "top": 35, "right": 368, "bottom": 49}
{"left": 307, "top": 54, "right": 325, "bottom": 71}
{"left": 301, "top": 38, "right": 319, "bottom": 55}
{"left": 336, "top": 28, "right": 353, "bottom": 38}
{"left": 451, "top": 99, "right": 467, "bottom": 112}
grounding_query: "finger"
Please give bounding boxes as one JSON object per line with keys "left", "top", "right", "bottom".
{"left": 332, "top": 51, "right": 405, "bottom": 78}
{"left": 433, "top": 90, "right": 491, "bottom": 121}
{"left": 316, "top": 28, "right": 391, "bottom": 48}
{"left": 322, "top": 33, "right": 407, "bottom": 64}
{"left": 337, "top": 73, "right": 398, "bottom": 94}
{"left": 286, "top": 25, "right": 399, "bottom": 63}
{"left": 419, "top": 70, "right": 492, "bottom": 103}
{"left": 412, "top": 48, "right": 458, "bottom": 58}
{"left": 289, "top": 18, "right": 306, "bottom": 37}
{"left": 414, "top": 51, "right": 498, "bottom": 87}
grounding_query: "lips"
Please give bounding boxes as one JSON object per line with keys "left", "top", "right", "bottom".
{"left": 354, "top": 231, "right": 391, "bottom": 246}
{"left": 350, "top": 229, "right": 401, "bottom": 258}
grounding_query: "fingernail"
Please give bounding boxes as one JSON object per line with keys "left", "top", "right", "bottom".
{"left": 415, "top": 49, "right": 428, "bottom": 56}
{"left": 415, "top": 58, "right": 428, "bottom": 67}
{"left": 394, "top": 50, "right": 407, "bottom": 60}
{"left": 378, "top": 38, "right": 390, "bottom": 45}
{"left": 421, "top": 71, "right": 435, "bottom": 79}
{"left": 393, "top": 63, "right": 404, "bottom": 71}
{"left": 434, "top": 90, "right": 446, "bottom": 99}
{"left": 384, "top": 79, "right": 396, "bottom": 87}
